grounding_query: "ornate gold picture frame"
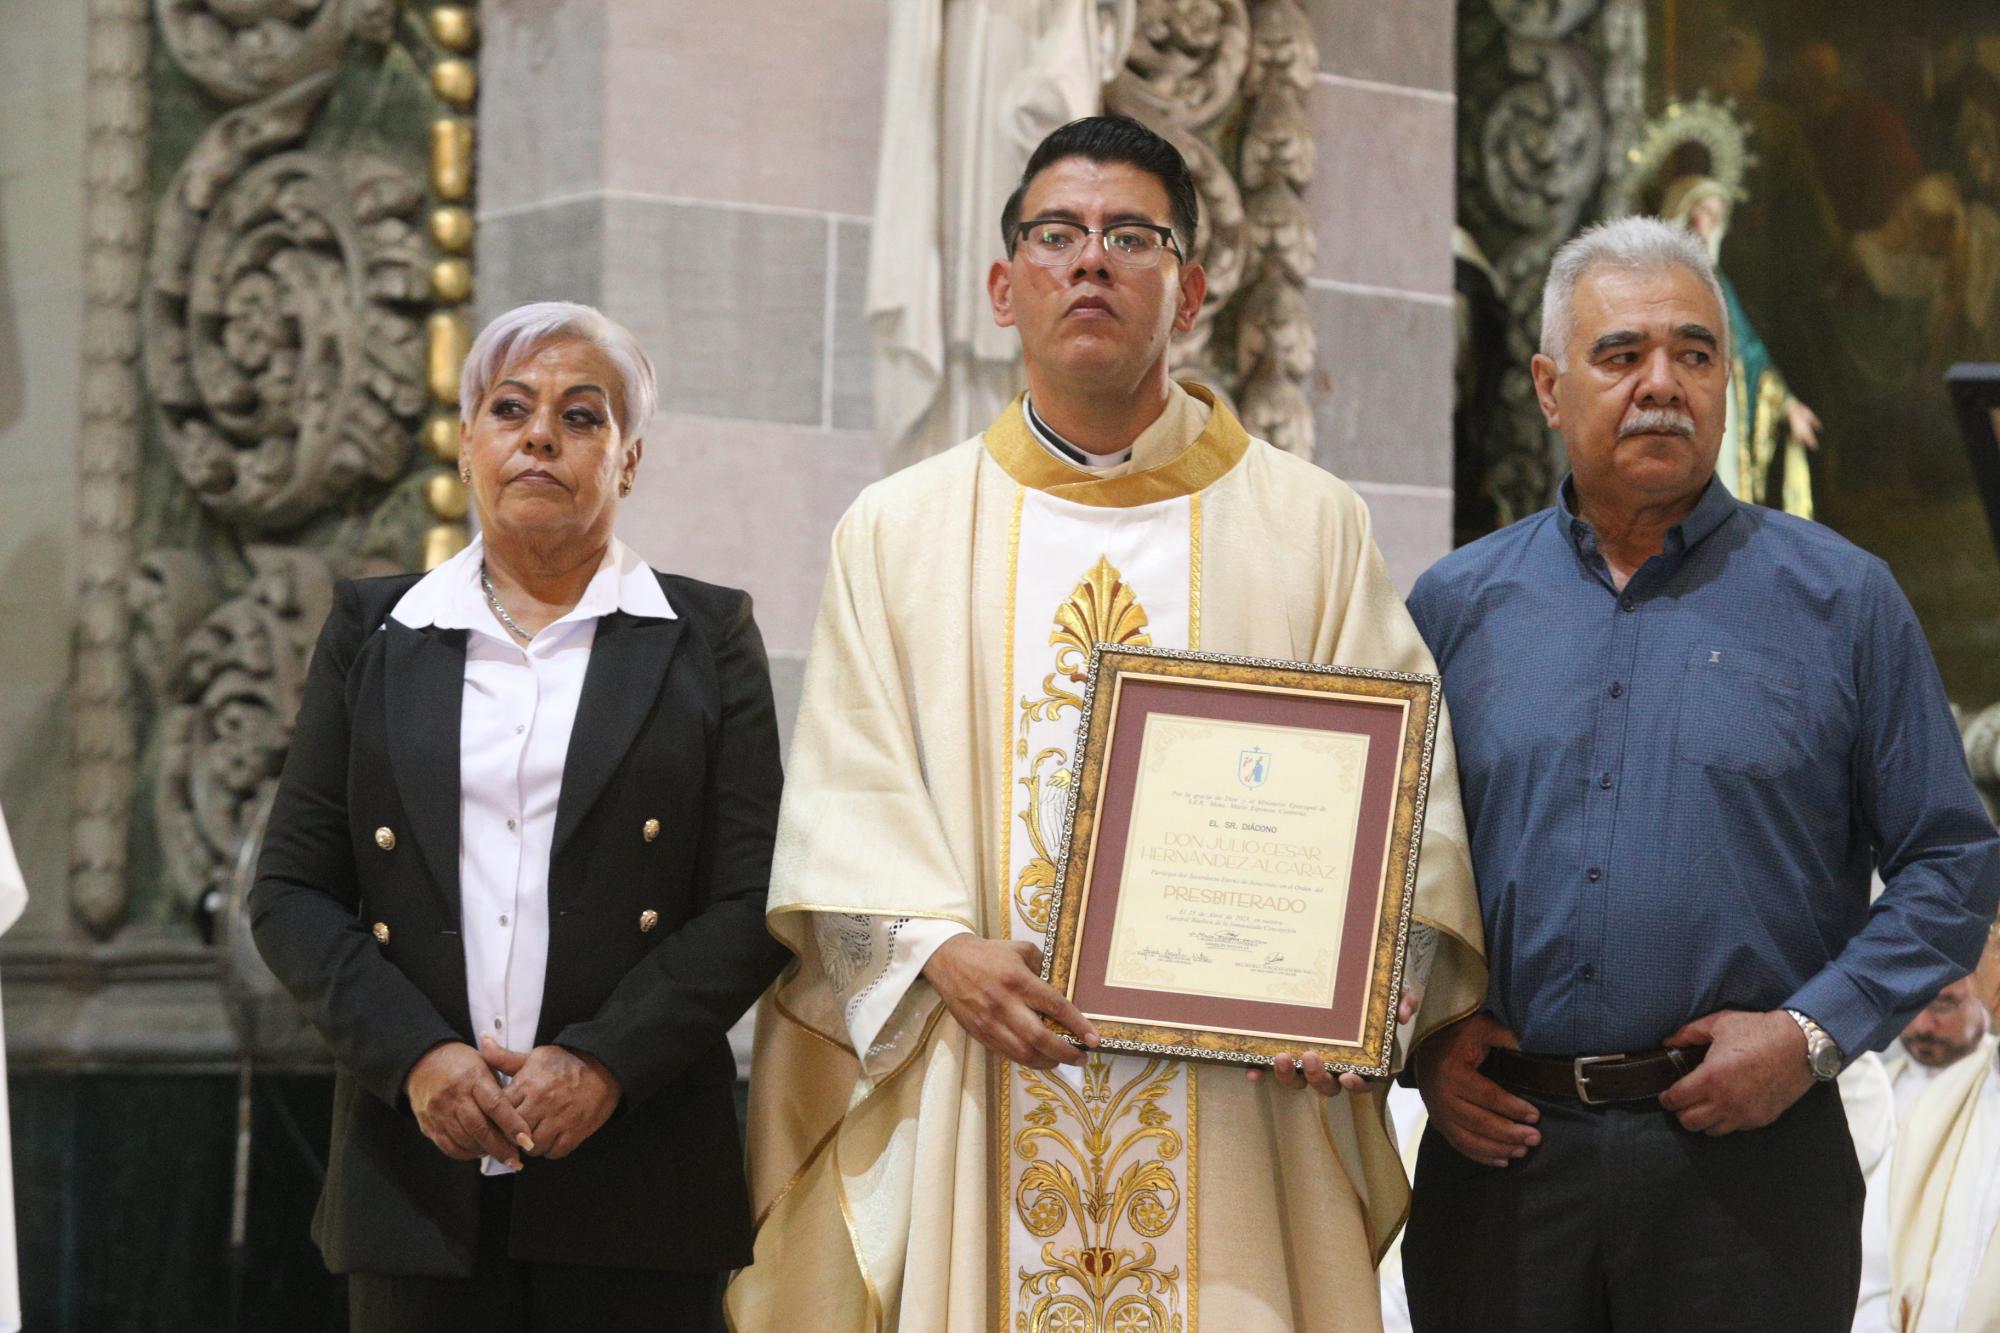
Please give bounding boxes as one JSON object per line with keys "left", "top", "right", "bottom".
{"left": 1039, "top": 645, "right": 1442, "bottom": 1076}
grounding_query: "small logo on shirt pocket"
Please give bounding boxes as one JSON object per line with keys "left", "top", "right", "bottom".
{"left": 1676, "top": 646, "right": 1805, "bottom": 778}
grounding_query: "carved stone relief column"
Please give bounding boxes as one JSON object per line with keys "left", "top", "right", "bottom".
{"left": 43, "top": 2, "right": 477, "bottom": 1066}
{"left": 1456, "top": 0, "right": 1646, "bottom": 525}
{"left": 132, "top": 2, "right": 442, "bottom": 938}
{"left": 143, "top": 86, "right": 432, "bottom": 535}
{"left": 1110, "top": 0, "right": 1318, "bottom": 457}
{"left": 71, "top": 0, "right": 154, "bottom": 938}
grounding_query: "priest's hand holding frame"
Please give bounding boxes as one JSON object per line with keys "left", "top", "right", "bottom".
{"left": 923, "top": 935, "right": 1100, "bottom": 1069}
{"left": 1247, "top": 988, "right": 1421, "bottom": 1098}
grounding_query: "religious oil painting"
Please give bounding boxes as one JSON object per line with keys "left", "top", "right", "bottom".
{"left": 1642, "top": 1, "right": 2000, "bottom": 702}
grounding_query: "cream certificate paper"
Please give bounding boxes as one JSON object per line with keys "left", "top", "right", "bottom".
{"left": 1102, "top": 712, "right": 1370, "bottom": 1008}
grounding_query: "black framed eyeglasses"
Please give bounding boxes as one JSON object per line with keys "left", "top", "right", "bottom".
{"left": 1012, "top": 219, "right": 1184, "bottom": 269}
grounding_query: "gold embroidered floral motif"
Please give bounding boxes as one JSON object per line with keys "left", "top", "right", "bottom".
{"left": 1012, "top": 748, "right": 1072, "bottom": 934}
{"left": 1052, "top": 555, "right": 1152, "bottom": 679}
{"left": 1018, "top": 556, "right": 1153, "bottom": 759}
{"left": 1011, "top": 557, "right": 1154, "bottom": 930}
{"left": 1015, "top": 1056, "right": 1186, "bottom": 1333}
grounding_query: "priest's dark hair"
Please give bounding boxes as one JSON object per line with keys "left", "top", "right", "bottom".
{"left": 1000, "top": 115, "right": 1200, "bottom": 260}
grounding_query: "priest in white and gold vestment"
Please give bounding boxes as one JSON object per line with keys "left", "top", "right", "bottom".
{"left": 728, "top": 116, "right": 1485, "bottom": 1333}
{"left": 1890, "top": 1037, "right": 2000, "bottom": 1331}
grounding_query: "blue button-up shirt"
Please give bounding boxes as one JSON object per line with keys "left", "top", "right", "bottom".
{"left": 1407, "top": 477, "right": 2000, "bottom": 1059}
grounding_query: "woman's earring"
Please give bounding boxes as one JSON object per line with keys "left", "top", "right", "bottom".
{"left": 619, "top": 480, "right": 633, "bottom": 497}
{"left": 459, "top": 468, "right": 471, "bottom": 483}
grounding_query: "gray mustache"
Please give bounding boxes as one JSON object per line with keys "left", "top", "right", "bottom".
{"left": 1619, "top": 409, "right": 1696, "bottom": 439}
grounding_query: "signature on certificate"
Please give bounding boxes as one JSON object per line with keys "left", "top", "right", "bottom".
{"left": 1136, "top": 946, "right": 1213, "bottom": 967}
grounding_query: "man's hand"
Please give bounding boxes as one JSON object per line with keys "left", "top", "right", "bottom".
{"left": 406, "top": 1041, "right": 535, "bottom": 1168}
{"left": 1248, "top": 990, "right": 1419, "bottom": 1098}
{"left": 481, "top": 1036, "right": 622, "bottom": 1161}
{"left": 922, "top": 935, "right": 1099, "bottom": 1069}
{"left": 1414, "top": 1013, "right": 1541, "bottom": 1167}
{"left": 1658, "top": 1009, "right": 1814, "bottom": 1135}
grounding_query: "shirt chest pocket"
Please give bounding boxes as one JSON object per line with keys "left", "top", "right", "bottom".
{"left": 1674, "top": 646, "right": 1808, "bottom": 779}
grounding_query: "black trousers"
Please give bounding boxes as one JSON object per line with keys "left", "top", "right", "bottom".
{"left": 1402, "top": 1079, "right": 1863, "bottom": 1332}
{"left": 347, "top": 1175, "right": 726, "bottom": 1333}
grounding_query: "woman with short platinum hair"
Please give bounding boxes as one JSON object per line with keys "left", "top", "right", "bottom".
{"left": 252, "top": 300, "right": 787, "bottom": 1332}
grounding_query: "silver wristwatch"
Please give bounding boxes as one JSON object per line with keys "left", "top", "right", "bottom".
{"left": 1785, "top": 1009, "right": 1844, "bottom": 1081}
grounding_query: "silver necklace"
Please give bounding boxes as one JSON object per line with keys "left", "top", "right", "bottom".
{"left": 479, "top": 566, "right": 533, "bottom": 642}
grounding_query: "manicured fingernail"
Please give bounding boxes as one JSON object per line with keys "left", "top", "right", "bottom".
{"left": 1511, "top": 1147, "right": 1527, "bottom": 1159}
{"left": 517, "top": 1134, "right": 534, "bottom": 1151}
{"left": 1525, "top": 1132, "right": 1540, "bottom": 1146}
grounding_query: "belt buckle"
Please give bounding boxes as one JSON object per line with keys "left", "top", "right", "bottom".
{"left": 1573, "top": 1053, "right": 1619, "bottom": 1105}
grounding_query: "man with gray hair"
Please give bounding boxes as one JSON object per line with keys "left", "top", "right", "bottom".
{"left": 1397, "top": 216, "right": 2000, "bottom": 1330}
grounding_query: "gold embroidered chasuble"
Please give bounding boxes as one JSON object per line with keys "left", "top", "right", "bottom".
{"left": 729, "top": 384, "right": 1486, "bottom": 1332}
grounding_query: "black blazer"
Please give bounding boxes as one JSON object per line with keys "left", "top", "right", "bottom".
{"left": 250, "top": 567, "right": 788, "bottom": 1278}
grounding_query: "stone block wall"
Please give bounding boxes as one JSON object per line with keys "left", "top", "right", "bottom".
{"left": 479, "top": 0, "right": 892, "bottom": 750}
{"left": 1306, "top": 0, "right": 1458, "bottom": 594}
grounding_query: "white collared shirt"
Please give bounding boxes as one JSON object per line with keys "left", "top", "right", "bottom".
{"left": 1024, "top": 392, "right": 1133, "bottom": 470}
{"left": 389, "top": 535, "right": 675, "bottom": 1173}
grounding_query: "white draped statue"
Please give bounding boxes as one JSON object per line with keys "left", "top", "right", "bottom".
{"left": 869, "top": 0, "right": 1136, "bottom": 470}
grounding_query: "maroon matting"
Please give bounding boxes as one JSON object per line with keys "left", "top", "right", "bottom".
{"left": 1067, "top": 675, "right": 1407, "bottom": 1046}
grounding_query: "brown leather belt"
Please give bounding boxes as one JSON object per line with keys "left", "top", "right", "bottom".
{"left": 1481, "top": 1045, "right": 1707, "bottom": 1106}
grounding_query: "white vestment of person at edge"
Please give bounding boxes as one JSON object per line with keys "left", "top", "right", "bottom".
{"left": 0, "top": 804, "right": 26, "bottom": 1333}
{"left": 1892, "top": 1041, "right": 2000, "bottom": 1331}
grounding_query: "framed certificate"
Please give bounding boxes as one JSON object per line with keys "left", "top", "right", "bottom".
{"left": 1039, "top": 645, "right": 1442, "bottom": 1076}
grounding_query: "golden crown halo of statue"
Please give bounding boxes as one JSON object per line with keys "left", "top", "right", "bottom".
{"left": 1608, "top": 93, "right": 1758, "bottom": 219}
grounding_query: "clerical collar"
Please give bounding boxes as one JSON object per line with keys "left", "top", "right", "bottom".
{"left": 1023, "top": 394, "right": 1133, "bottom": 470}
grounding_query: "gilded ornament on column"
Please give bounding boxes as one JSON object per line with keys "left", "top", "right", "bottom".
{"left": 423, "top": 523, "right": 470, "bottom": 570}
{"left": 423, "top": 414, "right": 461, "bottom": 463}
{"left": 428, "top": 310, "right": 471, "bottom": 404}
{"left": 419, "top": 3, "right": 482, "bottom": 561}
{"left": 432, "top": 257, "right": 474, "bottom": 304}
{"left": 430, "top": 205, "right": 474, "bottom": 254}
{"left": 430, "top": 118, "right": 475, "bottom": 201}
{"left": 423, "top": 470, "right": 470, "bottom": 522}
{"left": 431, "top": 58, "right": 477, "bottom": 109}
{"left": 429, "top": 5, "right": 477, "bottom": 52}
